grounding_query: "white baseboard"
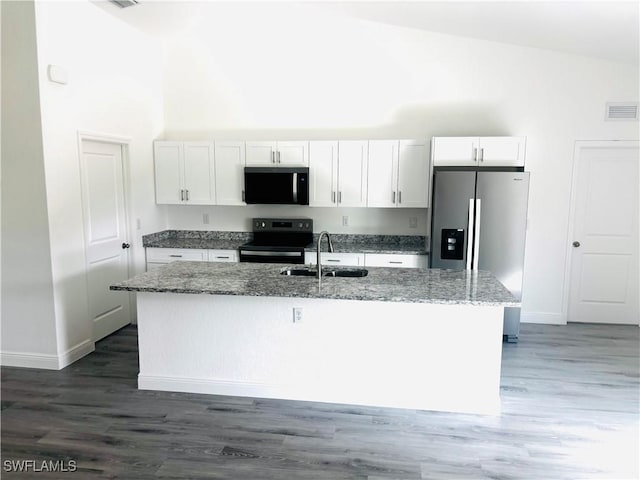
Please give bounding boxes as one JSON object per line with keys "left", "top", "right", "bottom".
{"left": 521, "top": 311, "right": 564, "bottom": 325}
{"left": 138, "top": 374, "right": 501, "bottom": 416}
{"left": 58, "top": 339, "right": 94, "bottom": 369}
{"left": 1, "top": 339, "right": 94, "bottom": 370}
{"left": 1, "top": 351, "right": 60, "bottom": 370}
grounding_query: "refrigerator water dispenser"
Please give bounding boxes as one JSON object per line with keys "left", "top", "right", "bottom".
{"left": 441, "top": 229, "right": 465, "bottom": 260}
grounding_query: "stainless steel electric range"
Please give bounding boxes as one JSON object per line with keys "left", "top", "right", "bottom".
{"left": 239, "top": 218, "right": 313, "bottom": 264}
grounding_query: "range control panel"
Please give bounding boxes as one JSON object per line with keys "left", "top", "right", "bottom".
{"left": 252, "top": 218, "right": 313, "bottom": 233}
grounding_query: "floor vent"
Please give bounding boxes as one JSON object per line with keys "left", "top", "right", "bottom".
{"left": 605, "top": 102, "right": 639, "bottom": 121}
{"left": 109, "top": 0, "right": 139, "bottom": 8}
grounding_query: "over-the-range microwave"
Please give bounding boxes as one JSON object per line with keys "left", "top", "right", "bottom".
{"left": 244, "top": 167, "right": 309, "bottom": 205}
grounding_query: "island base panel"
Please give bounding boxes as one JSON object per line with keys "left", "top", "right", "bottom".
{"left": 136, "top": 293, "right": 504, "bottom": 415}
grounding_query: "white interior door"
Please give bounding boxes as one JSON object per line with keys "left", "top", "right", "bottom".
{"left": 80, "top": 139, "right": 132, "bottom": 341}
{"left": 567, "top": 141, "right": 639, "bottom": 325}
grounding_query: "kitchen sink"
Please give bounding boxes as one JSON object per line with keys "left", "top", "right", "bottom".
{"left": 280, "top": 267, "right": 368, "bottom": 278}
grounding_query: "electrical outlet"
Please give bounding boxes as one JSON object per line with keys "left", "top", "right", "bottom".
{"left": 409, "top": 217, "right": 418, "bottom": 228}
{"left": 203, "top": 213, "right": 210, "bottom": 224}
{"left": 293, "top": 307, "right": 303, "bottom": 323}
{"left": 342, "top": 216, "right": 349, "bottom": 227}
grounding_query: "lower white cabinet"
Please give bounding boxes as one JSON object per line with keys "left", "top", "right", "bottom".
{"left": 304, "top": 252, "right": 364, "bottom": 266}
{"left": 364, "top": 253, "right": 427, "bottom": 269}
{"left": 146, "top": 248, "right": 237, "bottom": 271}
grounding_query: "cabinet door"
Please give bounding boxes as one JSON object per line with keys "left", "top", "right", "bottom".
{"left": 245, "top": 141, "right": 276, "bottom": 165}
{"left": 397, "top": 140, "right": 429, "bottom": 208}
{"left": 276, "top": 141, "right": 309, "bottom": 166}
{"left": 214, "top": 142, "right": 246, "bottom": 205}
{"left": 183, "top": 142, "right": 215, "bottom": 204}
{"left": 364, "top": 253, "right": 427, "bottom": 269}
{"left": 309, "top": 141, "right": 338, "bottom": 207}
{"left": 208, "top": 250, "right": 238, "bottom": 262}
{"left": 431, "top": 137, "right": 478, "bottom": 166}
{"left": 478, "top": 137, "right": 525, "bottom": 167}
{"left": 154, "top": 141, "right": 183, "bottom": 204}
{"left": 337, "top": 141, "right": 368, "bottom": 207}
{"left": 367, "top": 140, "right": 398, "bottom": 208}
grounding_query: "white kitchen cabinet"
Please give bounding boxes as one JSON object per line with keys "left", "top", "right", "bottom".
{"left": 146, "top": 247, "right": 209, "bottom": 271}
{"left": 309, "top": 141, "right": 368, "bottom": 208}
{"left": 309, "top": 141, "right": 338, "bottom": 207}
{"left": 304, "top": 252, "right": 364, "bottom": 266}
{"left": 214, "top": 141, "right": 246, "bottom": 205}
{"left": 154, "top": 141, "right": 215, "bottom": 204}
{"left": 208, "top": 250, "right": 238, "bottom": 262}
{"left": 337, "top": 141, "right": 369, "bottom": 207}
{"left": 245, "top": 141, "right": 308, "bottom": 166}
{"left": 367, "top": 140, "right": 430, "bottom": 208}
{"left": 432, "top": 136, "right": 525, "bottom": 167}
{"left": 364, "top": 253, "right": 427, "bottom": 269}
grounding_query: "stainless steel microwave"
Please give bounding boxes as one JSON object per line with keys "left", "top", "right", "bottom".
{"left": 244, "top": 167, "right": 309, "bottom": 205}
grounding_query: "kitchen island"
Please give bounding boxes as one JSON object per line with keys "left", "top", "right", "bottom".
{"left": 111, "top": 262, "right": 517, "bottom": 414}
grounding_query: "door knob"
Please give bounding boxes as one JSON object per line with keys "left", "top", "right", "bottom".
{"left": 572, "top": 241, "right": 580, "bottom": 248}
{"left": 122, "top": 243, "right": 130, "bottom": 249}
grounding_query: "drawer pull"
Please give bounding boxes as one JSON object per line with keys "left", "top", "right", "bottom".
{"left": 326, "top": 259, "right": 340, "bottom": 262}
{"left": 169, "top": 254, "right": 183, "bottom": 258}
{"left": 215, "top": 256, "right": 230, "bottom": 259}
{"left": 389, "top": 261, "right": 403, "bottom": 264}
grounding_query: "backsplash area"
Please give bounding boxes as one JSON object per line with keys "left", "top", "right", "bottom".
{"left": 165, "top": 205, "right": 429, "bottom": 236}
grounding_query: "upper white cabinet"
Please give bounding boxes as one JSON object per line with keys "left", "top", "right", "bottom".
{"left": 432, "top": 136, "right": 525, "bottom": 167}
{"left": 214, "top": 141, "right": 246, "bottom": 205}
{"left": 368, "top": 140, "right": 430, "bottom": 208}
{"left": 309, "top": 141, "right": 368, "bottom": 207}
{"left": 154, "top": 141, "right": 215, "bottom": 204}
{"left": 245, "top": 141, "right": 308, "bottom": 166}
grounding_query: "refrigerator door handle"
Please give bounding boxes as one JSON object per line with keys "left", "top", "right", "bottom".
{"left": 473, "top": 199, "right": 481, "bottom": 270}
{"left": 466, "top": 198, "right": 475, "bottom": 270}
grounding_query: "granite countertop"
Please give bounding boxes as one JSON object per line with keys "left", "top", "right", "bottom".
{"left": 143, "top": 231, "right": 428, "bottom": 255}
{"left": 111, "top": 261, "right": 517, "bottom": 306}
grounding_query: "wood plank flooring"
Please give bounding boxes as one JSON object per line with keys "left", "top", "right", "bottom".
{"left": 1, "top": 323, "right": 638, "bottom": 479}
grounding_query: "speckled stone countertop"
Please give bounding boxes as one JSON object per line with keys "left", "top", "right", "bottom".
{"left": 111, "top": 261, "right": 517, "bottom": 306}
{"left": 143, "top": 230, "right": 251, "bottom": 250}
{"left": 143, "top": 230, "right": 428, "bottom": 255}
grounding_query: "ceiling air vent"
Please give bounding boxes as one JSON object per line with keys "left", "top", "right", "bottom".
{"left": 109, "top": 0, "right": 139, "bottom": 8}
{"left": 605, "top": 102, "right": 639, "bottom": 121}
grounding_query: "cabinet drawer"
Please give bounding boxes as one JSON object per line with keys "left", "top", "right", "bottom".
{"left": 364, "top": 253, "right": 427, "bottom": 269}
{"left": 304, "top": 252, "right": 364, "bottom": 266}
{"left": 146, "top": 248, "right": 209, "bottom": 263}
{"left": 208, "top": 250, "right": 238, "bottom": 262}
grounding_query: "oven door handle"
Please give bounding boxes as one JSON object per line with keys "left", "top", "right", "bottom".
{"left": 239, "top": 250, "right": 303, "bottom": 257}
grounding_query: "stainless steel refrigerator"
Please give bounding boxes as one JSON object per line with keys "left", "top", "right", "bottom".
{"left": 430, "top": 168, "right": 530, "bottom": 342}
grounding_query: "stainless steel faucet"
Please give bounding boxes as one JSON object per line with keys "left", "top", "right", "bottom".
{"left": 316, "top": 231, "right": 334, "bottom": 283}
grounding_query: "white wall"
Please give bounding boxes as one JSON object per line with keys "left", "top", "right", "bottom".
{"left": 159, "top": 4, "right": 639, "bottom": 324}
{"left": 29, "top": 1, "right": 165, "bottom": 362}
{"left": 1, "top": 0, "right": 59, "bottom": 365}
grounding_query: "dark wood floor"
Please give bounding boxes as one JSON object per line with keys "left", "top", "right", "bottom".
{"left": 1, "top": 322, "right": 638, "bottom": 479}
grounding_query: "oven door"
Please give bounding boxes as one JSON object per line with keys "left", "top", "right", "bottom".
{"left": 239, "top": 248, "right": 306, "bottom": 264}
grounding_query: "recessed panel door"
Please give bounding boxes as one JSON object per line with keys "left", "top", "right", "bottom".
{"left": 568, "top": 143, "right": 639, "bottom": 325}
{"left": 80, "top": 139, "right": 131, "bottom": 341}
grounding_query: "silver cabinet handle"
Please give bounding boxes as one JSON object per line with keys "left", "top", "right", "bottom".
{"left": 332, "top": 191, "right": 336, "bottom": 203}
{"left": 169, "top": 254, "right": 183, "bottom": 258}
{"left": 473, "top": 147, "right": 478, "bottom": 163}
{"left": 180, "top": 189, "right": 184, "bottom": 201}
{"left": 392, "top": 191, "right": 396, "bottom": 204}
{"left": 185, "top": 189, "right": 189, "bottom": 201}
{"left": 479, "top": 148, "right": 484, "bottom": 162}
{"left": 242, "top": 190, "right": 245, "bottom": 202}
{"left": 389, "top": 261, "right": 403, "bottom": 264}
{"left": 277, "top": 151, "right": 281, "bottom": 163}
{"left": 326, "top": 259, "right": 340, "bottom": 263}
{"left": 271, "top": 151, "right": 275, "bottom": 163}
{"left": 338, "top": 191, "right": 342, "bottom": 203}
{"left": 398, "top": 191, "right": 402, "bottom": 204}
{"left": 215, "top": 256, "right": 230, "bottom": 259}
